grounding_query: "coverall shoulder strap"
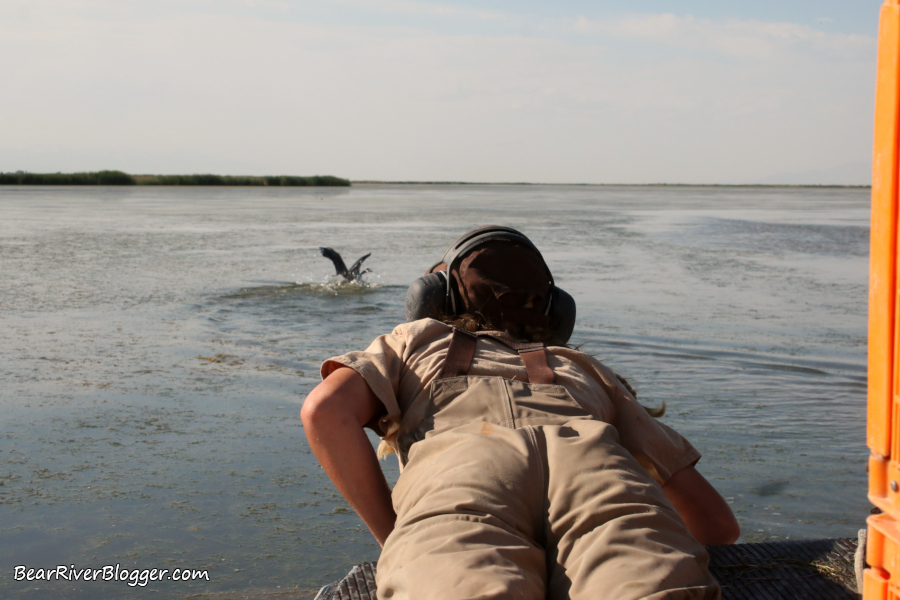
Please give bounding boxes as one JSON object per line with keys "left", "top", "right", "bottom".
{"left": 476, "top": 334, "right": 556, "bottom": 385}
{"left": 440, "top": 328, "right": 478, "bottom": 379}
{"left": 518, "top": 348, "right": 555, "bottom": 385}
{"left": 439, "top": 329, "right": 555, "bottom": 384}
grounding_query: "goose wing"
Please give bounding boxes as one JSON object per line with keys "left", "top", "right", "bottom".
{"left": 319, "top": 247, "right": 348, "bottom": 276}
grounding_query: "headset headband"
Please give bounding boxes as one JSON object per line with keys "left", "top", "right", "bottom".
{"left": 440, "top": 226, "right": 551, "bottom": 283}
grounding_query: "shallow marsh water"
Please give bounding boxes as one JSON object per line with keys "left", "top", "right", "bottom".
{"left": 0, "top": 184, "right": 869, "bottom": 598}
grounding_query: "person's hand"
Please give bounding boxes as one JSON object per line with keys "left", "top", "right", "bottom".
{"left": 663, "top": 466, "right": 740, "bottom": 545}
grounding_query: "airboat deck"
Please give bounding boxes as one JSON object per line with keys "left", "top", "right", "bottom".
{"left": 314, "top": 536, "right": 864, "bottom": 600}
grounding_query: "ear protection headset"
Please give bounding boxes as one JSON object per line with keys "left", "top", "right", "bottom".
{"left": 404, "top": 225, "right": 577, "bottom": 346}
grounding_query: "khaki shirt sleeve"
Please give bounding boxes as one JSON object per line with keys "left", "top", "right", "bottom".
{"left": 320, "top": 324, "right": 408, "bottom": 434}
{"left": 610, "top": 384, "right": 701, "bottom": 485}
{"left": 577, "top": 354, "right": 700, "bottom": 485}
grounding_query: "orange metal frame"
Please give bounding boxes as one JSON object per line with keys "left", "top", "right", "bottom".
{"left": 868, "top": 2, "right": 900, "bottom": 598}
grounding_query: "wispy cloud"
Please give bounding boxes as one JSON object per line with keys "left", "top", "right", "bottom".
{"left": 573, "top": 13, "right": 874, "bottom": 60}
{"left": 322, "top": 0, "right": 505, "bottom": 20}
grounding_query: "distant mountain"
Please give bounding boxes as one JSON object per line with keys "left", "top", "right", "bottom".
{"left": 758, "top": 161, "right": 870, "bottom": 186}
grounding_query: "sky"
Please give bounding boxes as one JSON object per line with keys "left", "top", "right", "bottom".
{"left": 0, "top": 0, "right": 883, "bottom": 184}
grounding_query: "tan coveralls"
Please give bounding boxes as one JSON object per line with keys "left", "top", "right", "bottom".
{"left": 322, "top": 319, "right": 720, "bottom": 600}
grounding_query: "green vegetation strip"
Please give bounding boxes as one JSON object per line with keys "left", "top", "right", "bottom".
{"left": 0, "top": 171, "right": 350, "bottom": 186}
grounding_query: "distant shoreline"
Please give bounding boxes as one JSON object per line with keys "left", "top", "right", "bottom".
{"left": 0, "top": 171, "right": 351, "bottom": 187}
{"left": 352, "top": 180, "right": 871, "bottom": 189}
{"left": 0, "top": 172, "right": 869, "bottom": 189}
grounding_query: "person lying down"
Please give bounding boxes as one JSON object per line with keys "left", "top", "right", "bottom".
{"left": 302, "top": 225, "right": 739, "bottom": 600}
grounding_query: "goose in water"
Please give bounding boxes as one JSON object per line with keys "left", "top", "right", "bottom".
{"left": 319, "top": 247, "right": 372, "bottom": 282}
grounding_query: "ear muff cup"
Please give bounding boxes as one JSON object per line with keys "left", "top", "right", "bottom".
{"left": 546, "top": 287, "right": 576, "bottom": 347}
{"left": 405, "top": 271, "right": 450, "bottom": 323}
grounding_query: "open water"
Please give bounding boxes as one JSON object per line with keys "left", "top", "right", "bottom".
{"left": 0, "top": 184, "right": 869, "bottom": 598}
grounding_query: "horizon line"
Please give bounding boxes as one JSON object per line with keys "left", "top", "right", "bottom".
{"left": 352, "top": 180, "right": 871, "bottom": 189}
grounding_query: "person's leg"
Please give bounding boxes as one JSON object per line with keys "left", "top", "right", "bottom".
{"left": 541, "top": 421, "right": 720, "bottom": 600}
{"left": 377, "top": 423, "right": 546, "bottom": 600}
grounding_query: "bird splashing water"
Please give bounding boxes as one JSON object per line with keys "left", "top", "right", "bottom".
{"left": 319, "top": 247, "right": 372, "bottom": 283}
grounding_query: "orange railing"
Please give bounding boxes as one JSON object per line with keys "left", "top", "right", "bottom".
{"left": 867, "top": 1, "right": 900, "bottom": 598}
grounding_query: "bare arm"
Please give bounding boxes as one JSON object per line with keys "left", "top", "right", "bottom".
{"left": 663, "top": 466, "right": 740, "bottom": 545}
{"left": 301, "top": 366, "right": 396, "bottom": 546}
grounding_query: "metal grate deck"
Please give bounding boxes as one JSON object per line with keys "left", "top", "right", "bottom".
{"left": 709, "top": 538, "right": 860, "bottom": 599}
{"left": 315, "top": 538, "right": 861, "bottom": 600}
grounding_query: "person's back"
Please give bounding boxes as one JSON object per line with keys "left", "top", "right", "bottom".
{"left": 302, "top": 226, "right": 738, "bottom": 600}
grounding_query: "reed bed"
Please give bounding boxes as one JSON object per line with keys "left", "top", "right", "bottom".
{"left": 0, "top": 171, "right": 136, "bottom": 185}
{"left": 0, "top": 172, "right": 350, "bottom": 187}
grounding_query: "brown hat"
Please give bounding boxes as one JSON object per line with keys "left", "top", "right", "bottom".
{"left": 426, "top": 226, "right": 554, "bottom": 331}
{"left": 452, "top": 240, "right": 552, "bottom": 330}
